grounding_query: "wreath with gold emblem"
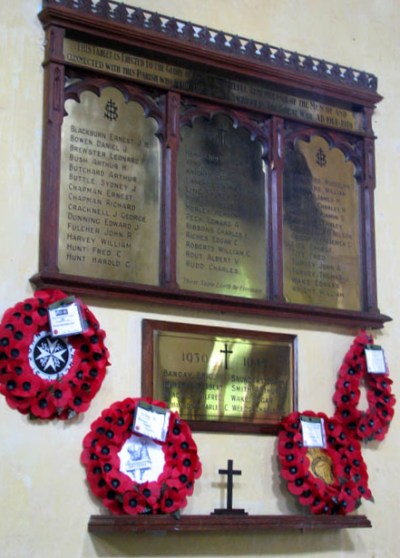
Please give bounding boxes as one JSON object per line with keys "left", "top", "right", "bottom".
{"left": 81, "top": 397, "right": 202, "bottom": 515}
{"left": 333, "top": 332, "right": 396, "bottom": 441}
{"left": 0, "top": 289, "right": 109, "bottom": 419}
{"left": 278, "top": 411, "right": 372, "bottom": 514}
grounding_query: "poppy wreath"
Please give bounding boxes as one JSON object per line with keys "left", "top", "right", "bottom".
{"left": 81, "top": 397, "right": 202, "bottom": 516}
{"left": 0, "top": 289, "right": 109, "bottom": 419}
{"left": 278, "top": 411, "right": 372, "bottom": 515}
{"left": 333, "top": 331, "right": 396, "bottom": 441}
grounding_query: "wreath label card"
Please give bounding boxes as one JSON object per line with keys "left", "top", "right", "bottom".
{"left": 365, "top": 345, "right": 387, "bottom": 374}
{"left": 48, "top": 297, "right": 86, "bottom": 337}
{"left": 300, "top": 415, "right": 326, "bottom": 448}
{"left": 133, "top": 401, "right": 171, "bottom": 442}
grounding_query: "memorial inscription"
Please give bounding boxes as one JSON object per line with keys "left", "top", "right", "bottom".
{"left": 59, "top": 86, "right": 161, "bottom": 285}
{"left": 34, "top": 4, "right": 389, "bottom": 327}
{"left": 283, "top": 135, "right": 361, "bottom": 309}
{"left": 63, "top": 38, "right": 364, "bottom": 134}
{"left": 142, "top": 321, "right": 297, "bottom": 433}
{"left": 176, "top": 113, "right": 267, "bottom": 298}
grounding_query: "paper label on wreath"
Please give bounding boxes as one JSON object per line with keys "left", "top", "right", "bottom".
{"left": 133, "top": 402, "right": 171, "bottom": 442}
{"left": 365, "top": 345, "right": 387, "bottom": 374}
{"left": 48, "top": 298, "right": 86, "bottom": 336}
{"left": 301, "top": 416, "right": 326, "bottom": 448}
{"left": 118, "top": 435, "right": 165, "bottom": 483}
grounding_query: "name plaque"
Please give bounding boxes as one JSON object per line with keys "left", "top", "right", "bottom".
{"left": 142, "top": 320, "right": 297, "bottom": 433}
{"left": 176, "top": 113, "right": 267, "bottom": 298}
{"left": 34, "top": 4, "right": 390, "bottom": 328}
{"left": 283, "top": 135, "right": 361, "bottom": 309}
{"left": 59, "top": 86, "right": 161, "bottom": 284}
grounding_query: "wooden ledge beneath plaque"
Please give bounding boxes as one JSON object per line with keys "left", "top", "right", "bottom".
{"left": 88, "top": 514, "right": 372, "bottom": 534}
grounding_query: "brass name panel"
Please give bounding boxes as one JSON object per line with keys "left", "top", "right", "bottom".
{"left": 176, "top": 114, "right": 267, "bottom": 299}
{"left": 63, "top": 38, "right": 363, "bottom": 133}
{"left": 142, "top": 320, "right": 297, "bottom": 433}
{"left": 59, "top": 86, "right": 161, "bottom": 284}
{"left": 283, "top": 135, "right": 361, "bottom": 309}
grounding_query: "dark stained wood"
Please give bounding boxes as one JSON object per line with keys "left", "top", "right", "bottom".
{"left": 31, "top": 270, "right": 390, "bottom": 329}
{"left": 32, "top": 1, "right": 391, "bottom": 329}
{"left": 88, "top": 513, "right": 372, "bottom": 533}
{"left": 39, "top": 1, "right": 381, "bottom": 109}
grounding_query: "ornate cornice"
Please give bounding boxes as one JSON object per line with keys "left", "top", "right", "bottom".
{"left": 41, "top": 0, "right": 378, "bottom": 93}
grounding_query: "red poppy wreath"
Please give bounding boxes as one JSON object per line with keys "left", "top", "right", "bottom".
{"left": 0, "top": 289, "right": 109, "bottom": 419}
{"left": 278, "top": 411, "right": 372, "bottom": 515}
{"left": 81, "top": 397, "right": 202, "bottom": 516}
{"left": 333, "top": 331, "right": 396, "bottom": 442}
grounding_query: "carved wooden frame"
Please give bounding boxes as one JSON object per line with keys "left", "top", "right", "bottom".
{"left": 32, "top": 0, "right": 390, "bottom": 328}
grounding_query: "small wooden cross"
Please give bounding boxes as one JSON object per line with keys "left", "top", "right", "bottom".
{"left": 212, "top": 459, "right": 247, "bottom": 515}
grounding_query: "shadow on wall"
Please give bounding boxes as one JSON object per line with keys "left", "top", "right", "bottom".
{"left": 85, "top": 527, "right": 357, "bottom": 556}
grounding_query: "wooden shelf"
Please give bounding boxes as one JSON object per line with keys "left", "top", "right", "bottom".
{"left": 88, "top": 514, "right": 371, "bottom": 534}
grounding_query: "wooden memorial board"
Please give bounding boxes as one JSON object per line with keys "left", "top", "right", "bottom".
{"left": 32, "top": 0, "right": 390, "bottom": 328}
{"left": 142, "top": 320, "right": 297, "bottom": 434}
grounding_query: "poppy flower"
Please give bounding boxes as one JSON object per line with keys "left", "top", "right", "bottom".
{"left": 122, "top": 490, "right": 148, "bottom": 515}
{"left": 159, "top": 487, "right": 186, "bottom": 514}
{"left": 139, "top": 481, "right": 162, "bottom": 511}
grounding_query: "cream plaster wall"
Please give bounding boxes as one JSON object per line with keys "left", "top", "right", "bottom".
{"left": 0, "top": 1, "right": 399, "bottom": 557}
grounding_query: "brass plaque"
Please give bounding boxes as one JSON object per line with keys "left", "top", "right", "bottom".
{"left": 142, "top": 320, "right": 297, "bottom": 433}
{"left": 59, "top": 86, "right": 161, "bottom": 284}
{"left": 283, "top": 135, "right": 361, "bottom": 310}
{"left": 63, "top": 38, "right": 363, "bottom": 133}
{"left": 176, "top": 114, "right": 267, "bottom": 299}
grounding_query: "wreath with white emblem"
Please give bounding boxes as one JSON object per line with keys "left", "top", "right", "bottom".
{"left": 81, "top": 397, "right": 202, "bottom": 515}
{"left": 0, "top": 289, "right": 109, "bottom": 419}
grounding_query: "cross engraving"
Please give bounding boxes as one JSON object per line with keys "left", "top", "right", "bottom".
{"left": 217, "top": 121, "right": 228, "bottom": 146}
{"left": 212, "top": 459, "right": 247, "bottom": 515}
{"left": 220, "top": 343, "right": 233, "bottom": 370}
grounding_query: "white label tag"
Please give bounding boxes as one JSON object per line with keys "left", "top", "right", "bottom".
{"left": 365, "top": 345, "right": 387, "bottom": 374}
{"left": 132, "top": 403, "right": 171, "bottom": 442}
{"left": 301, "top": 416, "right": 326, "bottom": 448}
{"left": 48, "top": 301, "right": 85, "bottom": 337}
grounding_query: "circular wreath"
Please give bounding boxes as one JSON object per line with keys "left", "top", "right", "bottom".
{"left": 278, "top": 411, "right": 372, "bottom": 515}
{"left": 333, "top": 331, "right": 396, "bottom": 441}
{"left": 81, "top": 397, "right": 202, "bottom": 516}
{"left": 0, "top": 289, "right": 109, "bottom": 420}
